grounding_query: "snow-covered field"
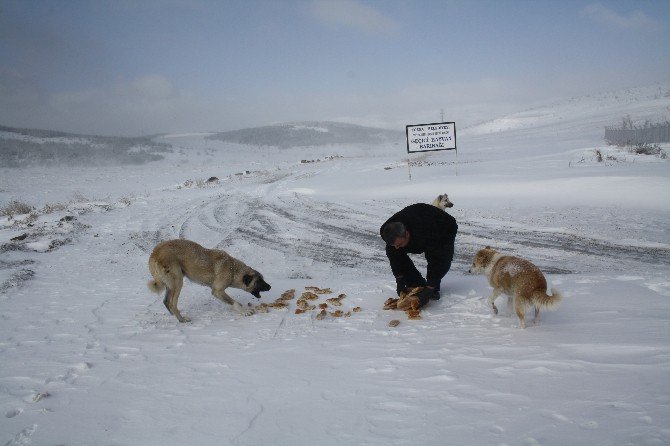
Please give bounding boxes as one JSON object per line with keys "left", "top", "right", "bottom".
{"left": 1, "top": 86, "right": 669, "bottom": 445}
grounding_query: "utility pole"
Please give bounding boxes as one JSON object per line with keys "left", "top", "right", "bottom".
{"left": 440, "top": 109, "right": 444, "bottom": 122}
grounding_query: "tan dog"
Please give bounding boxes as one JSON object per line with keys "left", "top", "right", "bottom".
{"left": 147, "top": 239, "right": 271, "bottom": 322}
{"left": 431, "top": 193, "right": 454, "bottom": 210}
{"left": 469, "top": 246, "right": 561, "bottom": 328}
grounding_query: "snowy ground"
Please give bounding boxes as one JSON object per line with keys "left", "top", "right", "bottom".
{"left": 1, "top": 87, "right": 669, "bottom": 445}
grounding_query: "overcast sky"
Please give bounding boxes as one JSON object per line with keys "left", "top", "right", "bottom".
{"left": 1, "top": 0, "right": 668, "bottom": 136}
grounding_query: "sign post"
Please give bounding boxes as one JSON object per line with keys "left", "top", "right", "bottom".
{"left": 405, "top": 121, "right": 457, "bottom": 180}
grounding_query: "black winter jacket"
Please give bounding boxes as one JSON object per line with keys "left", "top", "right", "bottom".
{"left": 380, "top": 203, "right": 458, "bottom": 288}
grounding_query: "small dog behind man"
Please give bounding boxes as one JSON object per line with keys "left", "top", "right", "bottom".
{"left": 469, "top": 246, "right": 561, "bottom": 328}
{"left": 147, "top": 239, "right": 271, "bottom": 322}
{"left": 431, "top": 193, "right": 454, "bottom": 210}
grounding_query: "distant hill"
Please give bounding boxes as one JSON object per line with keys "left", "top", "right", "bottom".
{"left": 206, "top": 121, "right": 404, "bottom": 148}
{"left": 463, "top": 83, "right": 670, "bottom": 136}
{"left": 0, "top": 125, "right": 172, "bottom": 167}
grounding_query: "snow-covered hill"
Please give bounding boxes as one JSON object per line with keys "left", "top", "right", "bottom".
{"left": 207, "top": 121, "right": 404, "bottom": 148}
{"left": 1, "top": 86, "right": 669, "bottom": 446}
{"left": 465, "top": 83, "right": 670, "bottom": 135}
{"left": 0, "top": 125, "right": 172, "bottom": 167}
{"left": 459, "top": 82, "right": 670, "bottom": 160}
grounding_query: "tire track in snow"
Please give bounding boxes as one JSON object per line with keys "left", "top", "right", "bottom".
{"left": 212, "top": 194, "right": 389, "bottom": 271}
{"left": 130, "top": 171, "right": 670, "bottom": 276}
{"left": 459, "top": 221, "right": 670, "bottom": 273}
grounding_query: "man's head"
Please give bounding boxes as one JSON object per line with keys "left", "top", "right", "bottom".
{"left": 382, "top": 222, "right": 410, "bottom": 249}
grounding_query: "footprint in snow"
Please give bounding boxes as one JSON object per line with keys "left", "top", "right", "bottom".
{"left": 550, "top": 412, "right": 570, "bottom": 422}
{"left": 488, "top": 425, "right": 504, "bottom": 434}
{"left": 51, "top": 362, "right": 92, "bottom": 384}
{"left": 4, "top": 424, "right": 37, "bottom": 446}
{"left": 639, "top": 415, "right": 653, "bottom": 424}
{"left": 41, "top": 362, "right": 93, "bottom": 388}
{"left": 5, "top": 408, "right": 23, "bottom": 418}
{"left": 25, "top": 391, "right": 50, "bottom": 403}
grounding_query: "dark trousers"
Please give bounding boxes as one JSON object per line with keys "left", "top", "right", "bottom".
{"left": 385, "top": 239, "right": 454, "bottom": 291}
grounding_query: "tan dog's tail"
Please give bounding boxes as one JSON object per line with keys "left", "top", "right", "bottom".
{"left": 532, "top": 288, "right": 562, "bottom": 310}
{"left": 147, "top": 279, "right": 165, "bottom": 294}
{"left": 147, "top": 256, "right": 166, "bottom": 294}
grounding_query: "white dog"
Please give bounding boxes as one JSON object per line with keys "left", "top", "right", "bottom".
{"left": 431, "top": 193, "right": 454, "bottom": 210}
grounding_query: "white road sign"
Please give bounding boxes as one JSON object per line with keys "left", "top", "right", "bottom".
{"left": 406, "top": 122, "right": 456, "bottom": 153}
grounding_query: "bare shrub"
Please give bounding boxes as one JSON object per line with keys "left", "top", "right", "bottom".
{"left": 71, "top": 191, "right": 89, "bottom": 203}
{"left": 594, "top": 149, "right": 603, "bottom": 162}
{"left": 178, "top": 179, "right": 194, "bottom": 189}
{"left": 25, "top": 212, "right": 39, "bottom": 224}
{"left": 1, "top": 200, "right": 34, "bottom": 217}
{"left": 629, "top": 143, "right": 667, "bottom": 158}
{"left": 41, "top": 202, "right": 68, "bottom": 214}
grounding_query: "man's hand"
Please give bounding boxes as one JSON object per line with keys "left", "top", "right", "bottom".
{"left": 416, "top": 287, "right": 433, "bottom": 307}
{"left": 395, "top": 276, "right": 406, "bottom": 296}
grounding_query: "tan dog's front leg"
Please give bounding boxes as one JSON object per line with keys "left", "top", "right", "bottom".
{"left": 212, "top": 288, "right": 255, "bottom": 316}
{"left": 487, "top": 288, "right": 502, "bottom": 314}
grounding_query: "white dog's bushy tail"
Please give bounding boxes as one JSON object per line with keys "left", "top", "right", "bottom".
{"left": 147, "top": 279, "right": 165, "bottom": 294}
{"left": 532, "top": 288, "right": 562, "bottom": 310}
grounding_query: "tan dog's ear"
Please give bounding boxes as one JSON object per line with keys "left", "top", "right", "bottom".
{"left": 485, "top": 245, "right": 491, "bottom": 249}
